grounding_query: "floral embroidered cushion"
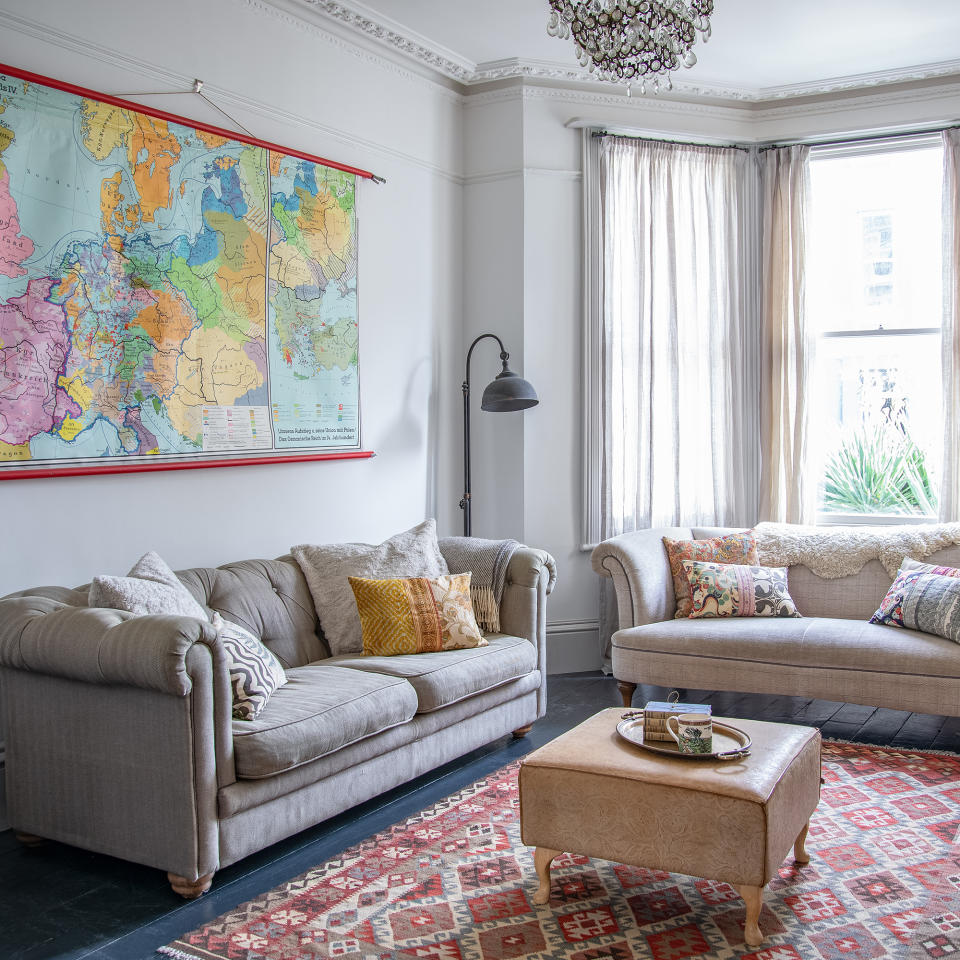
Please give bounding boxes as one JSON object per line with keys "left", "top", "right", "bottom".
{"left": 348, "top": 572, "right": 487, "bottom": 656}
{"left": 663, "top": 531, "right": 759, "bottom": 618}
{"left": 681, "top": 560, "right": 802, "bottom": 619}
{"left": 870, "top": 557, "right": 960, "bottom": 628}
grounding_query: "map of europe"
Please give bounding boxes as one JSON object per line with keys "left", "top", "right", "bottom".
{"left": 0, "top": 68, "right": 360, "bottom": 471}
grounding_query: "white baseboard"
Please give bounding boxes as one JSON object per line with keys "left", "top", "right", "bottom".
{"left": 546, "top": 619, "right": 601, "bottom": 674}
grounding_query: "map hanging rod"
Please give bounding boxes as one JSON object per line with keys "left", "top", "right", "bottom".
{"left": 115, "top": 78, "right": 386, "bottom": 183}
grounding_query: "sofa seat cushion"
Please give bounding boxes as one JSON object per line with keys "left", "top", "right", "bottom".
{"left": 612, "top": 616, "right": 960, "bottom": 678}
{"left": 325, "top": 635, "right": 537, "bottom": 713}
{"left": 232, "top": 665, "right": 418, "bottom": 779}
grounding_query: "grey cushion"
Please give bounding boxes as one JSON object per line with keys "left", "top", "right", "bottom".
{"left": 291, "top": 519, "right": 449, "bottom": 656}
{"left": 612, "top": 615, "right": 960, "bottom": 678}
{"left": 231, "top": 665, "right": 417, "bottom": 778}
{"left": 326, "top": 634, "right": 537, "bottom": 712}
{"left": 89, "top": 552, "right": 208, "bottom": 620}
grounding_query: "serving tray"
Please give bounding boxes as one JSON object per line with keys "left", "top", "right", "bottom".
{"left": 617, "top": 715, "right": 752, "bottom": 761}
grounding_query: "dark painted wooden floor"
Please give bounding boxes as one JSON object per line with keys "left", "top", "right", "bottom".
{"left": 4, "top": 673, "right": 960, "bottom": 959}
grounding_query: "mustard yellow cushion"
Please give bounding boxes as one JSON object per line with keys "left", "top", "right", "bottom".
{"left": 348, "top": 572, "right": 488, "bottom": 656}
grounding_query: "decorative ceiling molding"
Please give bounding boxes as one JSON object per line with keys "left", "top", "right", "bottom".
{"left": 290, "top": 0, "right": 960, "bottom": 103}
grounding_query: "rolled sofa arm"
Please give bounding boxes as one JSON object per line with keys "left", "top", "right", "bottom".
{"left": 506, "top": 547, "right": 557, "bottom": 594}
{"left": 0, "top": 595, "right": 218, "bottom": 695}
{"left": 591, "top": 527, "right": 693, "bottom": 628}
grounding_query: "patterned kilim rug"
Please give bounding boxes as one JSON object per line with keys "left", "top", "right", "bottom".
{"left": 159, "top": 740, "right": 960, "bottom": 960}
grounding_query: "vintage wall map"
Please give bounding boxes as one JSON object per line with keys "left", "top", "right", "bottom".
{"left": 0, "top": 65, "right": 363, "bottom": 475}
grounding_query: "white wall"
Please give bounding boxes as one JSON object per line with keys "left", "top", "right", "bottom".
{"left": 0, "top": 0, "right": 464, "bottom": 592}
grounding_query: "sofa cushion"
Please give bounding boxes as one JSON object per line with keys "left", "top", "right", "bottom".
{"left": 612, "top": 616, "right": 960, "bottom": 678}
{"left": 682, "top": 561, "right": 801, "bottom": 618}
{"left": 213, "top": 613, "right": 287, "bottom": 721}
{"left": 89, "top": 551, "right": 209, "bottom": 620}
{"left": 349, "top": 573, "right": 486, "bottom": 655}
{"left": 291, "top": 519, "right": 449, "bottom": 657}
{"left": 325, "top": 635, "right": 537, "bottom": 712}
{"left": 232, "top": 665, "right": 418, "bottom": 779}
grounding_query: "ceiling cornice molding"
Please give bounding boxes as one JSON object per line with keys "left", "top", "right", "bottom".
{"left": 296, "top": 0, "right": 475, "bottom": 82}
{"left": 288, "top": 0, "right": 960, "bottom": 104}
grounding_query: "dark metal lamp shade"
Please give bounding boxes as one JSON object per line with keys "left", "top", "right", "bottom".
{"left": 480, "top": 364, "right": 539, "bottom": 412}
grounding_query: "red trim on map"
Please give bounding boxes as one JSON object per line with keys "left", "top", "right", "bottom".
{"left": 0, "top": 61, "right": 375, "bottom": 179}
{"left": 0, "top": 451, "right": 375, "bottom": 481}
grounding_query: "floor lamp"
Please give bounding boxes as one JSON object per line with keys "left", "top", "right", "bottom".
{"left": 460, "top": 333, "right": 539, "bottom": 537}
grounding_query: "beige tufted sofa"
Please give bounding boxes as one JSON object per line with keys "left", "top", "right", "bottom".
{"left": 592, "top": 525, "right": 960, "bottom": 716}
{"left": 0, "top": 540, "right": 555, "bottom": 897}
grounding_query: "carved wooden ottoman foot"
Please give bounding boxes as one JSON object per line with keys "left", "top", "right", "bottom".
{"left": 519, "top": 708, "right": 821, "bottom": 947}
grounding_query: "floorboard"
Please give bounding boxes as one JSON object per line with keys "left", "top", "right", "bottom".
{"left": 3, "top": 673, "right": 959, "bottom": 959}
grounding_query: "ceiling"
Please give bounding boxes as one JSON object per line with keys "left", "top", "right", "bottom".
{"left": 317, "top": 0, "right": 960, "bottom": 97}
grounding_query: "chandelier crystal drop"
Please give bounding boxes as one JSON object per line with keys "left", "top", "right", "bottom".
{"left": 546, "top": 0, "right": 713, "bottom": 92}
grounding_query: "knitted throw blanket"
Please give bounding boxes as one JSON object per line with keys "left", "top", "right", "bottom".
{"left": 754, "top": 521, "right": 960, "bottom": 579}
{"left": 438, "top": 537, "right": 519, "bottom": 633}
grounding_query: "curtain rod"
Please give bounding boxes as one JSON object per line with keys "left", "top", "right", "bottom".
{"left": 593, "top": 123, "right": 959, "bottom": 154}
{"left": 591, "top": 130, "right": 751, "bottom": 152}
{"left": 758, "top": 123, "right": 959, "bottom": 152}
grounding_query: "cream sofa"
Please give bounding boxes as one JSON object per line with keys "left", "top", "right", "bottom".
{"left": 0, "top": 540, "right": 555, "bottom": 897}
{"left": 592, "top": 525, "right": 960, "bottom": 716}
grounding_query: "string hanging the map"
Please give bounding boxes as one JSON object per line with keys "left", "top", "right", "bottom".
{"left": 0, "top": 61, "right": 379, "bottom": 479}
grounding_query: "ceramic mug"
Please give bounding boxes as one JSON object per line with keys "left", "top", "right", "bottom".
{"left": 667, "top": 713, "right": 713, "bottom": 754}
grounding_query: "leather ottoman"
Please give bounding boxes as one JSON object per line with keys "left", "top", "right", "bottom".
{"left": 518, "top": 708, "right": 821, "bottom": 946}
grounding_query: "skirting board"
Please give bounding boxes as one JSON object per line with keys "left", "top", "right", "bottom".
{"left": 546, "top": 619, "right": 601, "bottom": 674}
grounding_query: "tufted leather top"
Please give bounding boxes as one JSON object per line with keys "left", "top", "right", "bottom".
{"left": 176, "top": 556, "right": 325, "bottom": 669}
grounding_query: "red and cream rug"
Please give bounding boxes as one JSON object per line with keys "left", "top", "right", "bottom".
{"left": 160, "top": 740, "right": 960, "bottom": 960}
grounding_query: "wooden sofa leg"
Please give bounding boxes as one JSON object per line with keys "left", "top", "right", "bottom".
{"left": 15, "top": 832, "right": 45, "bottom": 848}
{"left": 168, "top": 871, "right": 214, "bottom": 899}
{"left": 513, "top": 724, "right": 533, "bottom": 738}
{"left": 617, "top": 681, "right": 637, "bottom": 707}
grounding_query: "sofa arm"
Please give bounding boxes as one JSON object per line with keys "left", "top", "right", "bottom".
{"left": 591, "top": 527, "right": 694, "bottom": 628}
{"left": 0, "top": 595, "right": 219, "bottom": 695}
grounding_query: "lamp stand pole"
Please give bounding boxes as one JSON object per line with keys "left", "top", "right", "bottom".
{"left": 460, "top": 333, "right": 507, "bottom": 537}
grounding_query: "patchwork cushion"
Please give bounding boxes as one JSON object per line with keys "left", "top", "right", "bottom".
{"left": 663, "top": 531, "right": 758, "bottom": 618}
{"left": 88, "top": 551, "right": 208, "bottom": 620}
{"left": 291, "top": 520, "right": 448, "bottom": 656}
{"left": 213, "top": 613, "right": 287, "bottom": 720}
{"left": 682, "top": 561, "right": 801, "bottom": 619}
{"left": 871, "top": 571, "right": 960, "bottom": 643}
{"left": 349, "top": 572, "right": 486, "bottom": 656}
{"left": 232, "top": 665, "right": 418, "bottom": 778}
{"left": 326, "top": 635, "right": 537, "bottom": 712}
{"left": 871, "top": 557, "right": 960, "bottom": 627}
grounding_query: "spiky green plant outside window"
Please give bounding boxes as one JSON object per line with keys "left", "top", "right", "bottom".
{"left": 821, "top": 425, "right": 938, "bottom": 516}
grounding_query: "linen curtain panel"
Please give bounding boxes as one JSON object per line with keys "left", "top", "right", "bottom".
{"left": 942, "top": 129, "right": 960, "bottom": 522}
{"left": 597, "top": 136, "right": 759, "bottom": 663}
{"left": 759, "top": 145, "right": 813, "bottom": 524}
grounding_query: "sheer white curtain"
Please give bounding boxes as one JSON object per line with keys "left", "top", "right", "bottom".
{"left": 942, "top": 129, "right": 960, "bottom": 521}
{"left": 598, "top": 137, "right": 759, "bottom": 537}
{"left": 759, "top": 145, "right": 813, "bottom": 523}
{"left": 597, "top": 137, "right": 760, "bottom": 662}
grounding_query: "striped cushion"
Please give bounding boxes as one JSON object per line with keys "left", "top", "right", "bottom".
{"left": 871, "top": 557, "right": 960, "bottom": 628}
{"left": 213, "top": 613, "right": 287, "bottom": 720}
{"left": 872, "top": 571, "right": 960, "bottom": 643}
{"left": 348, "top": 573, "right": 487, "bottom": 657}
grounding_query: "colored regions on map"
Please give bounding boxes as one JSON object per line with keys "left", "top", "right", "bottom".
{"left": 0, "top": 69, "right": 360, "bottom": 469}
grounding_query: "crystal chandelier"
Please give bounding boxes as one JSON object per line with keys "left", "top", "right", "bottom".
{"left": 546, "top": 0, "right": 714, "bottom": 93}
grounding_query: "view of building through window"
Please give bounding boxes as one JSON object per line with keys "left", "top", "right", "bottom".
{"left": 807, "top": 139, "right": 944, "bottom": 519}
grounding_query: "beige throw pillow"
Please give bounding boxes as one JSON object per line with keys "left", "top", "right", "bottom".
{"left": 291, "top": 519, "right": 449, "bottom": 656}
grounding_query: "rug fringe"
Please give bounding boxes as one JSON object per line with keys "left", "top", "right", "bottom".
{"left": 821, "top": 736, "right": 960, "bottom": 756}
{"left": 156, "top": 946, "right": 195, "bottom": 959}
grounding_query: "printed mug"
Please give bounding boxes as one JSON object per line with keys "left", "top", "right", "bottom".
{"left": 666, "top": 713, "right": 713, "bottom": 754}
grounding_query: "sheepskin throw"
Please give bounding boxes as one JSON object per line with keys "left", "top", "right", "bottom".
{"left": 754, "top": 521, "right": 960, "bottom": 579}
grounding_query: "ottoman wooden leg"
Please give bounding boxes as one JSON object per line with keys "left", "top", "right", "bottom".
{"left": 617, "top": 681, "right": 637, "bottom": 707}
{"left": 168, "top": 871, "right": 214, "bottom": 899}
{"left": 532, "top": 847, "right": 561, "bottom": 905}
{"left": 794, "top": 821, "right": 811, "bottom": 864}
{"left": 737, "top": 884, "right": 764, "bottom": 947}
